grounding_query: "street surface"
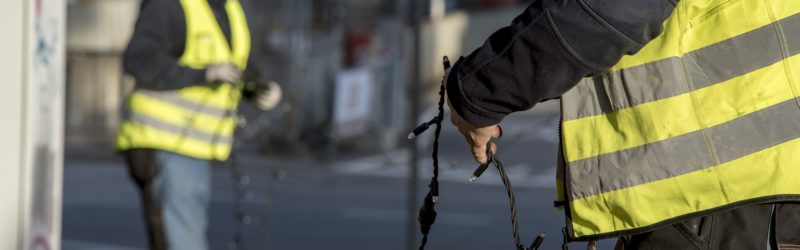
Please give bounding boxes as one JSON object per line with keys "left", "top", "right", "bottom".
{"left": 62, "top": 101, "right": 615, "bottom": 250}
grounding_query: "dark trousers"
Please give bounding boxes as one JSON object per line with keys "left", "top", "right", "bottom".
{"left": 618, "top": 203, "right": 800, "bottom": 250}
{"left": 125, "top": 149, "right": 167, "bottom": 250}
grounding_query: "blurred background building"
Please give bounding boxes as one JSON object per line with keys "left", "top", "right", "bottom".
{"left": 47, "top": 0, "right": 619, "bottom": 249}
{"left": 64, "top": 0, "right": 531, "bottom": 157}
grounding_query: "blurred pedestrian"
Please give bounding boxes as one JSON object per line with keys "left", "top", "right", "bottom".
{"left": 117, "top": 0, "right": 281, "bottom": 249}
{"left": 445, "top": 0, "right": 800, "bottom": 249}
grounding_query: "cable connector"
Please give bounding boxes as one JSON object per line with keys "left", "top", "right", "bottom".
{"left": 469, "top": 163, "right": 489, "bottom": 182}
{"left": 469, "top": 141, "right": 495, "bottom": 182}
{"left": 529, "top": 232, "right": 545, "bottom": 250}
{"left": 418, "top": 192, "right": 438, "bottom": 235}
{"left": 430, "top": 181, "right": 439, "bottom": 203}
{"left": 408, "top": 121, "right": 433, "bottom": 139}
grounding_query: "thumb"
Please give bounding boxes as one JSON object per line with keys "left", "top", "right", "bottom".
{"left": 492, "top": 125, "right": 502, "bottom": 138}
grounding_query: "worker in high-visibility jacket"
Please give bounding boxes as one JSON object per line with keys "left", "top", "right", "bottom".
{"left": 119, "top": 0, "right": 281, "bottom": 249}
{"left": 446, "top": 0, "right": 800, "bottom": 248}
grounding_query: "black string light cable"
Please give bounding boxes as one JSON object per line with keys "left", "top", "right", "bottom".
{"left": 226, "top": 83, "right": 290, "bottom": 250}
{"left": 409, "top": 56, "right": 545, "bottom": 250}
{"left": 478, "top": 147, "right": 545, "bottom": 250}
{"left": 217, "top": 82, "right": 251, "bottom": 250}
{"left": 410, "top": 56, "right": 450, "bottom": 250}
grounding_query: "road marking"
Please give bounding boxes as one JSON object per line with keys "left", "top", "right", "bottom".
{"left": 334, "top": 154, "right": 557, "bottom": 189}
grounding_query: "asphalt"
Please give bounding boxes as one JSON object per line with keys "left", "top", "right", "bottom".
{"left": 62, "top": 101, "right": 616, "bottom": 250}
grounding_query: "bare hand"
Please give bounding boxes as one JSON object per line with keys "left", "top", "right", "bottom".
{"left": 449, "top": 109, "right": 502, "bottom": 164}
{"left": 254, "top": 81, "right": 282, "bottom": 111}
{"left": 443, "top": 64, "right": 502, "bottom": 164}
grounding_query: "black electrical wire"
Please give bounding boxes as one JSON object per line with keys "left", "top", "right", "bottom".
{"left": 228, "top": 154, "right": 247, "bottom": 250}
{"left": 411, "top": 56, "right": 545, "bottom": 250}
{"left": 492, "top": 155, "right": 525, "bottom": 250}
{"left": 226, "top": 90, "right": 289, "bottom": 250}
{"left": 415, "top": 56, "right": 450, "bottom": 250}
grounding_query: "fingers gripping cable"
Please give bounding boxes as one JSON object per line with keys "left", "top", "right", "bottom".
{"left": 409, "top": 56, "right": 545, "bottom": 250}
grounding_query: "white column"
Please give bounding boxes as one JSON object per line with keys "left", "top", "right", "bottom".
{"left": 0, "top": 0, "right": 26, "bottom": 248}
{"left": 0, "top": 0, "right": 65, "bottom": 249}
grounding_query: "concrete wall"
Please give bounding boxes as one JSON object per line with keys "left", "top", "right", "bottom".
{"left": 65, "top": 0, "right": 139, "bottom": 150}
{"left": 417, "top": 6, "right": 525, "bottom": 85}
{"left": 67, "top": 0, "right": 139, "bottom": 53}
{"left": 0, "top": 0, "right": 26, "bottom": 248}
{"left": 65, "top": 54, "right": 129, "bottom": 148}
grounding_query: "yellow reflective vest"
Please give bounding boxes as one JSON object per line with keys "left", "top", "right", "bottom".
{"left": 116, "top": 0, "right": 250, "bottom": 161}
{"left": 557, "top": 0, "right": 800, "bottom": 240}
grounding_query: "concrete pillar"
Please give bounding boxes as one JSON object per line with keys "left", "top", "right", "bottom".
{"left": 0, "top": 0, "right": 26, "bottom": 247}
{"left": 0, "top": 0, "right": 66, "bottom": 249}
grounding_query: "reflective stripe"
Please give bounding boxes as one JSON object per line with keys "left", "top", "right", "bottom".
{"left": 563, "top": 58, "right": 688, "bottom": 120}
{"left": 785, "top": 13, "right": 800, "bottom": 54}
{"left": 137, "top": 91, "right": 231, "bottom": 117}
{"left": 563, "top": 53, "right": 800, "bottom": 162}
{"left": 567, "top": 98, "right": 800, "bottom": 200}
{"left": 569, "top": 135, "right": 800, "bottom": 238}
{"left": 117, "top": 121, "right": 233, "bottom": 161}
{"left": 129, "top": 113, "right": 233, "bottom": 144}
{"left": 611, "top": 0, "right": 797, "bottom": 71}
{"left": 563, "top": 13, "right": 800, "bottom": 121}
{"left": 128, "top": 93, "right": 237, "bottom": 135}
{"left": 686, "top": 24, "right": 783, "bottom": 90}
{"left": 567, "top": 129, "right": 713, "bottom": 200}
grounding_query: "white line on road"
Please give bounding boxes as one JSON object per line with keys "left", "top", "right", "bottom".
{"left": 334, "top": 155, "right": 557, "bottom": 189}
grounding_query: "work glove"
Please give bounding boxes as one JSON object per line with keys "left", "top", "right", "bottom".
{"left": 205, "top": 63, "right": 242, "bottom": 83}
{"left": 445, "top": 64, "right": 502, "bottom": 165}
{"left": 244, "top": 80, "right": 282, "bottom": 111}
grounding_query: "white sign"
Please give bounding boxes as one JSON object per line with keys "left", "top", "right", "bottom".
{"left": 332, "top": 68, "right": 374, "bottom": 138}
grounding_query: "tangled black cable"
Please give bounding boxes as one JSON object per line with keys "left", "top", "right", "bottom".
{"left": 410, "top": 56, "right": 450, "bottom": 250}
{"left": 409, "top": 56, "right": 545, "bottom": 250}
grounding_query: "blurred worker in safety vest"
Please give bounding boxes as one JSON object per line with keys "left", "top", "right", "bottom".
{"left": 445, "top": 0, "right": 800, "bottom": 249}
{"left": 118, "top": 0, "right": 281, "bottom": 249}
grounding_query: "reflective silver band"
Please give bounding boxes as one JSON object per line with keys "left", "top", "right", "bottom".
{"left": 563, "top": 13, "right": 800, "bottom": 121}
{"left": 567, "top": 98, "right": 800, "bottom": 200}
{"left": 137, "top": 90, "right": 233, "bottom": 118}
{"left": 129, "top": 113, "right": 234, "bottom": 145}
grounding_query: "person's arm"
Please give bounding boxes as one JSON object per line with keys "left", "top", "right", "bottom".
{"left": 123, "top": 0, "right": 207, "bottom": 91}
{"left": 447, "top": 0, "right": 678, "bottom": 163}
{"left": 447, "top": 0, "right": 679, "bottom": 127}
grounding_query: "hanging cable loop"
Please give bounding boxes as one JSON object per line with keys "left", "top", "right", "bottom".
{"left": 410, "top": 56, "right": 545, "bottom": 250}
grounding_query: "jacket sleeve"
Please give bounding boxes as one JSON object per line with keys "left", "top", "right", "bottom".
{"left": 446, "top": 0, "right": 679, "bottom": 126}
{"left": 123, "top": 0, "right": 207, "bottom": 91}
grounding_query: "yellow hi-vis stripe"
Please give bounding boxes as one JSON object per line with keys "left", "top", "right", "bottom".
{"left": 563, "top": 54, "right": 800, "bottom": 162}
{"left": 129, "top": 93, "right": 237, "bottom": 135}
{"left": 613, "top": 0, "right": 800, "bottom": 71}
{"left": 117, "top": 121, "right": 232, "bottom": 160}
{"left": 569, "top": 135, "right": 800, "bottom": 238}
